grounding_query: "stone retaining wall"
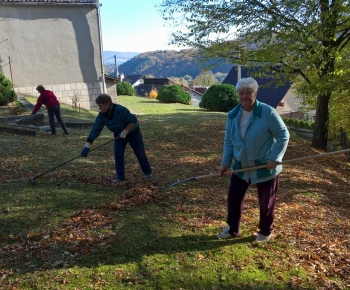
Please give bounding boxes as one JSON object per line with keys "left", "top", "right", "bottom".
{"left": 14, "top": 81, "right": 103, "bottom": 111}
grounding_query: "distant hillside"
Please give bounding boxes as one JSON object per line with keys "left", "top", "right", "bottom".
{"left": 115, "top": 50, "right": 234, "bottom": 78}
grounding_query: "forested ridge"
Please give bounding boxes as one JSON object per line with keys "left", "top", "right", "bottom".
{"left": 115, "top": 49, "right": 233, "bottom": 78}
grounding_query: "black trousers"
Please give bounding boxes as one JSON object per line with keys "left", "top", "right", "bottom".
{"left": 47, "top": 104, "right": 68, "bottom": 134}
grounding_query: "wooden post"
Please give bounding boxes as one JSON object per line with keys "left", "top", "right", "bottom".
{"left": 8, "top": 57, "right": 14, "bottom": 88}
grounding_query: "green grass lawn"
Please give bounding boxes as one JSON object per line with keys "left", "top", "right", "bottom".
{"left": 0, "top": 95, "right": 349, "bottom": 289}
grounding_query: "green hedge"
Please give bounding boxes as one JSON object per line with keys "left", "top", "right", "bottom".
{"left": 0, "top": 72, "right": 16, "bottom": 106}
{"left": 117, "top": 82, "right": 134, "bottom": 96}
{"left": 282, "top": 117, "right": 314, "bottom": 130}
{"left": 199, "top": 84, "right": 239, "bottom": 112}
{"left": 157, "top": 85, "right": 191, "bottom": 104}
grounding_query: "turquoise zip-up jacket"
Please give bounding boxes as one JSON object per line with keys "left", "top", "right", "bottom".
{"left": 87, "top": 103, "right": 138, "bottom": 143}
{"left": 221, "top": 100, "right": 290, "bottom": 184}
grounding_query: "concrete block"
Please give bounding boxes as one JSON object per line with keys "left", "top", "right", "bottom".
{"left": 16, "top": 113, "right": 45, "bottom": 126}
{"left": 62, "top": 91, "right": 69, "bottom": 98}
{"left": 55, "top": 91, "right": 63, "bottom": 99}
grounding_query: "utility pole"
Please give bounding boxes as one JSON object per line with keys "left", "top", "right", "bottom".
{"left": 8, "top": 57, "right": 14, "bottom": 88}
{"left": 237, "top": 53, "right": 241, "bottom": 81}
{"left": 114, "top": 55, "right": 118, "bottom": 78}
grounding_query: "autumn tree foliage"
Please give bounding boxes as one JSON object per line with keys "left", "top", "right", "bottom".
{"left": 160, "top": 0, "right": 350, "bottom": 150}
{"left": 148, "top": 88, "right": 158, "bottom": 99}
{"left": 118, "top": 50, "right": 233, "bottom": 79}
{"left": 193, "top": 71, "right": 218, "bottom": 86}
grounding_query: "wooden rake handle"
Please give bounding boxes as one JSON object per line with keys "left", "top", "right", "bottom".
{"left": 164, "top": 148, "right": 350, "bottom": 189}
{"left": 29, "top": 136, "right": 120, "bottom": 183}
{"left": 195, "top": 148, "right": 350, "bottom": 180}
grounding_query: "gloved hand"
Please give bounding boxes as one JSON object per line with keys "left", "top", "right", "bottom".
{"left": 81, "top": 142, "right": 91, "bottom": 157}
{"left": 120, "top": 129, "right": 129, "bottom": 139}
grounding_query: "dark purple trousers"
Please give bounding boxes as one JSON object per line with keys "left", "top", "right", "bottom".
{"left": 226, "top": 173, "right": 280, "bottom": 237}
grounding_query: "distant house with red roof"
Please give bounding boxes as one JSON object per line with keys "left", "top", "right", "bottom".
{"left": 191, "top": 86, "right": 208, "bottom": 95}
{"left": 133, "top": 77, "right": 204, "bottom": 106}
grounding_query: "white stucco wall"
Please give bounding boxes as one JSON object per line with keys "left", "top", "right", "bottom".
{"left": 276, "top": 87, "right": 316, "bottom": 118}
{"left": 0, "top": 2, "right": 104, "bottom": 110}
{"left": 276, "top": 88, "right": 300, "bottom": 114}
{"left": 106, "top": 81, "right": 117, "bottom": 102}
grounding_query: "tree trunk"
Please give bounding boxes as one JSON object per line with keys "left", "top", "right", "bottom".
{"left": 312, "top": 93, "right": 330, "bottom": 150}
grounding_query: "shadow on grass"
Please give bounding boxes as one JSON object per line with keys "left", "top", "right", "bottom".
{"left": 0, "top": 199, "right": 254, "bottom": 267}
{"left": 80, "top": 232, "right": 255, "bottom": 267}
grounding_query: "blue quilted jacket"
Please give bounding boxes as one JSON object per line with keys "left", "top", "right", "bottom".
{"left": 87, "top": 103, "right": 138, "bottom": 143}
{"left": 221, "top": 100, "right": 290, "bottom": 184}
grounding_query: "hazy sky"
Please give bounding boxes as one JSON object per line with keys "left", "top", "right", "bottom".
{"left": 99, "top": 0, "right": 185, "bottom": 53}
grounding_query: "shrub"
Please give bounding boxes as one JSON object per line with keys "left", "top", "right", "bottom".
{"left": 282, "top": 117, "right": 315, "bottom": 130}
{"left": 199, "top": 84, "right": 239, "bottom": 112}
{"left": 282, "top": 117, "right": 291, "bottom": 126}
{"left": 0, "top": 86, "right": 9, "bottom": 106}
{"left": 293, "top": 119, "right": 301, "bottom": 128}
{"left": 157, "top": 85, "right": 191, "bottom": 104}
{"left": 148, "top": 89, "right": 158, "bottom": 99}
{"left": 300, "top": 120, "right": 309, "bottom": 129}
{"left": 8, "top": 90, "right": 17, "bottom": 102}
{"left": 117, "top": 81, "right": 134, "bottom": 96}
{"left": 0, "top": 72, "right": 15, "bottom": 106}
{"left": 306, "top": 121, "right": 312, "bottom": 129}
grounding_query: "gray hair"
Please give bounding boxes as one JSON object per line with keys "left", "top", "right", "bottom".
{"left": 236, "top": 77, "right": 259, "bottom": 93}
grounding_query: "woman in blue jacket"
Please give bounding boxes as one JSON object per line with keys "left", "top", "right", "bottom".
{"left": 218, "top": 77, "right": 289, "bottom": 242}
{"left": 80, "top": 94, "right": 152, "bottom": 183}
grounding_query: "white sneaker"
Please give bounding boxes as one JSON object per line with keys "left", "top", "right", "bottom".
{"left": 256, "top": 233, "right": 271, "bottom": 242}
{"left": 217, "top": 224, "right": 235, "bottom": 239}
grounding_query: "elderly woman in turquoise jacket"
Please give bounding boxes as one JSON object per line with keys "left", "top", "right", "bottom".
{"left": 218, "top": 77, "right": 290, "bottom": 242}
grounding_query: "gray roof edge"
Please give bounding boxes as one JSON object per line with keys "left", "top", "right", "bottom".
{"left": 2, "top": 0, "right": 97, "bottom": 4}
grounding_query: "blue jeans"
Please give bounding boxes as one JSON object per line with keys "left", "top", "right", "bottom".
{"left": 47, "top": 104, "right": 68, "bottom": 134}
{"left": 114, "top": 129, "right": 152, "bottom": 180}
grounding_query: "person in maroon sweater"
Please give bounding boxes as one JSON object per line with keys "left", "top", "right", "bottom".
{"left": 32, "top": 85, "right": 69, "bottom": 135}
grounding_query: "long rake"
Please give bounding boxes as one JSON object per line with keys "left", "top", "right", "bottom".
{"left": 163, "top": 148, "right": 350, "bottom": 189}
{"left": 29, "top": 136, "right": 120, "bottom": 184}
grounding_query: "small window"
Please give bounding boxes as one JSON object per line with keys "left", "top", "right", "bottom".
{"left": 278, "top": 101, "right": 285, "bottom": 107}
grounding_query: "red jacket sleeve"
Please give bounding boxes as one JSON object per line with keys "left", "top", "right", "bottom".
{"left": 32, "top": 95, "right": 44, "bottom": 114}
